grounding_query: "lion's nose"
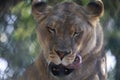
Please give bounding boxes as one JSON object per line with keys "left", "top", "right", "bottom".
{"left": 55, "top": 49, "right": 71, "bottom": 60}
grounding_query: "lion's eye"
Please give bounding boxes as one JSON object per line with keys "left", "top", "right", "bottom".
{"left": 73, "top": 30, "right": 83, "bottom": 38}
{"left": 73, "top": 32, "right": 80, "bottom": 38}
{"left": 47, "top": 27, "right": 56, "bottom": 34}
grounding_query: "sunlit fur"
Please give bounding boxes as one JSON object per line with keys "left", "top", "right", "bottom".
{"left": 20, "top": 0, "right": 107, "bottom": 80}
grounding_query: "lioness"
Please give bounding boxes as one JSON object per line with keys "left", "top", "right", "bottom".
{"left": 20, "top": 0, "right": 107, "bottom": 80}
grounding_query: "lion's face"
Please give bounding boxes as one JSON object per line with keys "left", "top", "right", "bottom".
{"left": 32, "top": 1, "right": 104, "bottom": 77}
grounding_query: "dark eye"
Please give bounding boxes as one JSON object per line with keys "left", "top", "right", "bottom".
{"left": 47, "top": 27, "right": 56, "bottom": 34}
{"left": 73, "top": 32, "right": 80, "bottom": 38}
{"left": 73, "top": 30, "right": 83, "bottom": 38}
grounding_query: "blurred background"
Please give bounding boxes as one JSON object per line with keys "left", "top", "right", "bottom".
{"left": 0, "top": 0, "right": 120, "bottom": 80}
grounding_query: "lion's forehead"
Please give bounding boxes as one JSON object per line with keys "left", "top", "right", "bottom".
{"left": 45, "top": 2, "right": 88, "bottom": 23}
{"left": 53, "top": 2, "right": 85, "bottom": 15}
{"left": 45, "top": 15, "right": 90, "bottom": 34}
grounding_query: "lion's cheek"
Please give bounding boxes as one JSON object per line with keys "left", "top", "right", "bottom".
{"left": 39, "top": 38, "right": 50, "bottom": 51}
{"left": 48, "top": 55, "right": 61, "bottom": 65}
{"left": 62, "top": 57, "right": 75, "bottom": 66}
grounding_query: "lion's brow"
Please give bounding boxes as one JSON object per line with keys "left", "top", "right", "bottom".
{"left": 53, "top": 2, "right": 77, "bottom": 14}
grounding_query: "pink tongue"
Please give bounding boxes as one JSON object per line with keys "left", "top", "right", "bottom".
{"left": 66, "top": 54, "right": 82, "bottom": 69}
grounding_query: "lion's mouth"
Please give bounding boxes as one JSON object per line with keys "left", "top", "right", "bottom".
{"left": 49, "top": 55, "right": 82, "bottom": 77}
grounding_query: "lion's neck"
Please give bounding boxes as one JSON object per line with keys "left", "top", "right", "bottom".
{"left": 34, "top": 53, "right": 49, "bottom": 78}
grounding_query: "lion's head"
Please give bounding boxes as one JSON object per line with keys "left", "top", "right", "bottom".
{"left": 32, "top": 0, "right": 104, "bottom": 77}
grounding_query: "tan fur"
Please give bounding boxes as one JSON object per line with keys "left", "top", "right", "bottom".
{"left": 19, "top": 0, "right": 107, "bottom": 80}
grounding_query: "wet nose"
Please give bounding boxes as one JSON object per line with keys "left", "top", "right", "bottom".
{"left": 55, "top": 49, "right": 71, "bottom": 60}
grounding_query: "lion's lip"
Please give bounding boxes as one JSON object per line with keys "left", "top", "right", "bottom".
{"left": 66, "top": 54, "right": 82, "bottom": 69}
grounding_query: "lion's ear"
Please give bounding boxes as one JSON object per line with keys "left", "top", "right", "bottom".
{"left": 86, "top": 0, "right": 104, "bottom": 26}
{"left": 32, "top": 0, "right": 52, "bottom": 22}
{"left": 86, "top": 0, "right": 104, "bottom": 18}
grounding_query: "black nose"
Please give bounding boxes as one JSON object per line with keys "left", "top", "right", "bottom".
{"left": 55, "top": 49, "right": 71, "bottom": 60}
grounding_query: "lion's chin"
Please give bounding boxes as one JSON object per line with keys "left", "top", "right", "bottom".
{"left": 48, "top": 54, "right": 82, "bottom": 77}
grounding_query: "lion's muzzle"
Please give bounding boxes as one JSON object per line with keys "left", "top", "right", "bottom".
{"left": 49, "top": 54, "right": 82, "bottom": 77}
{"left": 54, "top": 49, "right": 71, "bottom": 60}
